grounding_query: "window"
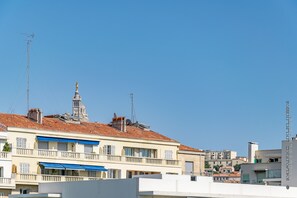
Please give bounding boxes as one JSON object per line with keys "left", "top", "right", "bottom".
{"left": 16, "top": 138, "right": 27, "bottom": 148}
{"left": 185, "top": 161, "right": 194, "bottom": 175}
{"left": 267, "top": 169, "right": 281, "bottom": 178}
{"left": 0, "top": 192, "right": 4, "bottom": 198}
{"left": 84, "top": 144, "right": 93, "bottom": 153}
{"left": 20, "top": 163, "right": 30, "bottom": 174}
{"left": 88, "top": 171, "right": 96, "bottom": 177}
{"left": 124, "top": 148, "right": 133, "bottom": 156}
{"left": 58, "top": 142, "right": 68, "bottom": 151}
{"left": 38, "top": 141, "right": 49, "bottom": 150}
{"left": 269, "top": 158, "right": 279, "bottom": 163}
{"left": 0, "top": 167, "right": 3, "bottom": 177}
{"left": 256, "top": 172, "right": 266, "bottom": 184}
{"left": 165, "top": 150, "right": 173, "bottom": 160}
{"left": 104, "top": 145, "right": 115, "bottom": 155}
{"left": 139, "top": 149, "right": 151, "bottom": 158}
{"left": 255, "top": 159, "right": 262, "bottom": 163}
{"left": 242, "top": 174, "right": 250, "bottom": 184}
{"left": 124, "top": 147, "right": 156, "bottom": 158}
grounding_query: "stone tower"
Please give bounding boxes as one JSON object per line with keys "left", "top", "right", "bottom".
{"left": 72, "top": 82, "right": 89, "bottom": 122}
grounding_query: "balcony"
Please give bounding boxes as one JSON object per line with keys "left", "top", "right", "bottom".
{"left": 15, "top": 173, "right": 101, "bottom": 185}
{"left": 0, "top": 177, "right": 15, "bottom": 189}
{"left": 13, "top": 148, "right": 180, "bottom": 167}
{"left": 0, "top": 151, "right": 12, "bottom": 159}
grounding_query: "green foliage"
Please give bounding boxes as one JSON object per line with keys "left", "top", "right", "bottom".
{"left": 205, "top": 161, "right": 210, "bottom": 169}
{"left": 2, "top": 142, "right": 11, "bottom": 152}
{"left": 213, "top": 165, "right": 221, "bottom": 172}
{"left": 234, "top": 164, "right": 241, "bottom": 171}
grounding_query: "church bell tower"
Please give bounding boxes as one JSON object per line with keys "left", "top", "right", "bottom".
{"left": 72, "top": 82, "right": 89, "bottom": 122}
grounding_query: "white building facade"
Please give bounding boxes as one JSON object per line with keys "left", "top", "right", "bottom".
{"left": 9, "top": 174, "right": 297, "bottom": 198}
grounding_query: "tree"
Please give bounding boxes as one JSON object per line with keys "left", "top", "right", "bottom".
{"left": 234, "top": 164, "right": 241, "bottom": 171}
{"left": 2, "top": 142, "right": 11, "bottom": 152}
{"left": 205, "top": 162, "right": 210, "bottom": 169}
{"left": 213, "top": 165, "right": 222, "bottom": 172}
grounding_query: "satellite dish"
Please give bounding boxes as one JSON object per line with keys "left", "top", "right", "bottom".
{"left": 126, "top": 119, "right": 132, "bottom": 125}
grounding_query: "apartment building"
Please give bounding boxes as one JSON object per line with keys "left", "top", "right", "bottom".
{"left": 0, "top": 83, "right": 205, "bottom": 197}
{"left": 205, "top": 150, "right": 237, "bottom": 160}
{"left": 241, "top": 143, "right": 282, "bottom": 186}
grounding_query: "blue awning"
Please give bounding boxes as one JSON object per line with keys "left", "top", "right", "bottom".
{"left": 39, "top": 162, "right": 65, "bottom": 170}
{"left": 62, "top": 164, "right": 85, "bottom": 170}
{"left": 39, "top": 162, "right": 107, "bottom": 172}
{"left": 37, "top": 136, "right": 99, "bottom": 145}
{"left": 83, "top": 165, "right": 108, "bottom": 172}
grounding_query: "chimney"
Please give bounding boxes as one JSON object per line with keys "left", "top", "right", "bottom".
{"left": 27, "top": 108, "right": 43, "bottom": 124}
{"left": 111, "top": 114, "right": 126, "bottom": 132}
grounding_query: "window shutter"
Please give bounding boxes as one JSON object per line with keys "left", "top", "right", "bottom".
{"left": 111, "top": 145, "right": 115, "bottom": 155}
{"left": 103, "top": 145, "right": 107, "bottom": 155}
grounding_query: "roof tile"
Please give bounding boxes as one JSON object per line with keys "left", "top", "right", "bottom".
{"left": 0, "top": 113, "right": 178, "bottom": 143}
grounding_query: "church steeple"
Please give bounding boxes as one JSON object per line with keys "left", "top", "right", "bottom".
{"left": 72, "top": 82, "right": 89, "bottom": 122}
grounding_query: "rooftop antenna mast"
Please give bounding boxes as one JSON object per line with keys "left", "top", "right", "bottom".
{"left": 24, "top": 33, "right": 34, "bottom": 112}
{"left": 285, "top": 101, "right": 292, "bottom": 182}
{"left": 130, "top": 93, "right": 137, "bottom": 123}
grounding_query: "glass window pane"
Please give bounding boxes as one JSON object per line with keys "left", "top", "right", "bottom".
{"left": 38, "top": 141, "right": 49, "bottom": 150}
{"left": 84, "top": 145, "right": 93, "bottom": 153}
{"left": 58, "top": 142, "right": 67, "bottom": 151}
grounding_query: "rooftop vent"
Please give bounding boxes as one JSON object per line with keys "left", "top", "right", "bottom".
{"left": 112, "top": 113, "right": 126, "bottom": 132}
{"left": 27, "top": 108, "right": 43, "bottom": 124}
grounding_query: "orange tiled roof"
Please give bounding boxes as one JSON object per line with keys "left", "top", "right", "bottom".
{"left": 213, "top": 172, "right": 241, "bottom": 177}
{"left": 179, "top": 144, "right": 203, "bottom": 153}
{"left": 0, "top": 113, "right": 178, "bottom": 143}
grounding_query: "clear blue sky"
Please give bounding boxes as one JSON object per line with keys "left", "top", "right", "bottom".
{"left": 0, "top": 1, "right": 297, "bottom": 155}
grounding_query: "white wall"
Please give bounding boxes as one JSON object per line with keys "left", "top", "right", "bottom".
{"left": 9, "top": 175, "right": 297, "bottom": 198}
{"left": 39, "top": 179, "right": 138, "bottom": 198}
{"left": 0, "top": 158, "right": 12, "bottom": 178}
{"left": 138, "top": 175, "right": 297, "bottom": 198}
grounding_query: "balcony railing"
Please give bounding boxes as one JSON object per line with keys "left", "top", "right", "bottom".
{"left": 0, "top": 151, "right": 11, "bottom": 159}
{"left": 16, "top": 148, "right": 33, "bottom": 155}
{"left": 126, "top": 156, "right": 143, "bottom": 163}
{"left": 14, "top": 148, "right": 180, "bottom": 167}
{"left": 0, "top": 177, "right": 15, "bottom": 188}
{"left": 16, "top": 174, "right": 103, "bottom": 184}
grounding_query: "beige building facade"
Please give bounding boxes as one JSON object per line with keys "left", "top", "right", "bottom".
{"left": 0, "top": 84, "right": 205, "bottom": 197}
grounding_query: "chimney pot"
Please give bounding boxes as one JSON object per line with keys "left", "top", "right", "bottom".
{"left": 27, "top": 108, "right": 43, "bottom": 124}
{"left": 111, "top": 115, "right": 126, "bottom": 132}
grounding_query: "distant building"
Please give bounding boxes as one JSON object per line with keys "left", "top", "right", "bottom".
{"left": 205, "top": 150, "right": 237, "bottom": 160}
{"left": 205, "top": 150, "right": 247, "bottom": 172}
{"left": 241, "top": 142, "right": 282, "bottom": 186}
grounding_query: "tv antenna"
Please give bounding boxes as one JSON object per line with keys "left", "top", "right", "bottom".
{"left": 23, "top": 33, "right": 34, "bottom": 112}
{"left": 130, "top": 93, "right": 137, "bottom": 123}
